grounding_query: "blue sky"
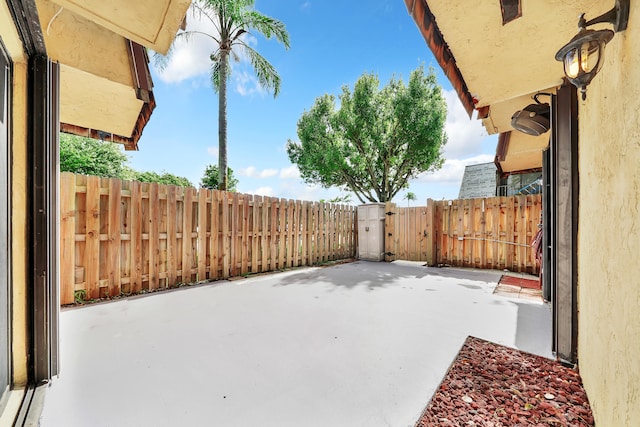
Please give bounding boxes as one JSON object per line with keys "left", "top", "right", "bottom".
{"left": 128, "top": 0, "right": 496, "bottom": 203}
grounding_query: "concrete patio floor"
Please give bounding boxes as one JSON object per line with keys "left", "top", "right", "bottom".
{"left": 39, "top": 261, "right": 552, "bottom": 427}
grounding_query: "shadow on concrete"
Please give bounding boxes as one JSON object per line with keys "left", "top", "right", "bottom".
{"left": 270, "top": 260, "right": 503, "bottom": 291}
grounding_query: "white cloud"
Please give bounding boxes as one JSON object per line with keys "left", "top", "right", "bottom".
{"left": 259, "top": 169, "right": 279, "bottom": 178}
{"left": 154, "top": 6, "right": 264, "bottom": 98}
{"left": 418, "top": 154, "right": 495, "bottom": 184}
{"left": 280, "top": 165, "right": 301, "bottom": 179}
{"left": 238, "top": 166, "right": 278, "bottom": 178}
{"left": 239, "top": 166, "right": 256, "bottom": 177}
{"left": 250, "top": 186, "right": 275, "bottom": 197}
{"left": 442, "top": 90, "right": 488, "bottom": 158}
{"left": 234, "top": 70, "right": 267, "bottom": 96}
{"left": 154, "top": 6, "right": 218, "bottom": 83}
{"left": 277, "top": 181, "right": 324, "bottom": 202}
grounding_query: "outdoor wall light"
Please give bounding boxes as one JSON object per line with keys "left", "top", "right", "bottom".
{"left": 555, "top": 0, "right": 630, "bottom": 100}
{"left": 511, "top": 93, "right": 551, "bottom": 136}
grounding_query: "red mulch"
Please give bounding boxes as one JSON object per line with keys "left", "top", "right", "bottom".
{"left": 499, "top": 275, "right": 541, "bottom": 290}
{"left": 416, "top": 337, "right": 594, "bottom": 427}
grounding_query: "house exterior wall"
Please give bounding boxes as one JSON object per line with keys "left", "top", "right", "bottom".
{"left": 577, "top": 5, "right": 640, "bottom": 426}
{"left": 11, "top": 62, "right": 28, "bottom": 387}
{"left": 1, "top": 0, "right": 31, "bottom": 420}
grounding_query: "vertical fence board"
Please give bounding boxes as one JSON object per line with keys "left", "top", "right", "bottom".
{"left": 84, "top": 176, "right": 101, "bottom": 300}
{"left": 492, "top": 198, "right": 501, "bottom": 269}
{"left": 286, "top": 199, "right": 294, "bottom": 267}
{"left": 220, "top": 193, "right": 230, "bottom": 278}
{"left": 229, "top": 192, "right": 238, "bottom": 276}
{"left": 251, "top": 195, "right": 261, "bottom": 273}
{"left": 293, "top": 200, "right": 301, "bottom": 266}
{"left": 108, "top": 178, "right": 121, "bottom": 297}
{"left": 167, "top": 186, "right": 177, "bottom": 286}
{"left": 277, "top": 199, "right": 285, "bottom": 268}
{"left": 268, "top": 197, "right": 277, "bottom": 270}
{"left": 130, "top": 181, "right": 142, "bottom": 292}
{"left": 260, "top": 196, "right": 269, "bottom": 272}
{"left": 301, "top": 202, "right": 309, "bottom": 265}
{"left": 198, "top": 188, "right": 208, "bottom": 281}
{"left": 148, "top": 183, "right": 160, "bottom": 290}
{"left": 241, "top": 194, "right": 250, "bottom": 275}
{"left": 384, "top": 202, "right": 394, "bottom": 261}
{"left": 310, "top": 203, "right": 317, "bottom": 264}
{"left": 182, "top": 187, "right": 193, "bottom": 283}
{"left": 60, "top": 173, "right": 76, "bottom": 304}
{"left": 426, "top": 199, "right": 435, "bottom": 265}
{"left": 210, "top": 190, "right": 220, "bottom": 279}
{"left": 322, "top": 202, "right": 328, "bottom": 262}
{"left": 327, "top": 204, "right": 334, "bottom": 261}
{"left": 505, "top": 196, "right": 515, "bottom": 270}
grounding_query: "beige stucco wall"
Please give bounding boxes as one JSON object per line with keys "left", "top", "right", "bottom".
{"left": 37, "top": 0, "right": 135, "bottom": 88}
{"left": 10, "top": 62, "right": 29, "bottom": 387}
{"left": 53, "top": 0, "right": 190, "bottom": 55}
{"left": 577, "top": 5, "right": 640, "bottom": 426}
{"left": 1, "top": 0, "right": 29, "bottom": 390}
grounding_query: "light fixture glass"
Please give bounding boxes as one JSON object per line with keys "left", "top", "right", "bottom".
{"left": 555, "top": 0, "right": 629, "bottom": 100}
{"left": 564, "top": 48, "right": 580, "bottom": 78}
{"left": 556, "top": 28, "right": 613, "bottom": 100}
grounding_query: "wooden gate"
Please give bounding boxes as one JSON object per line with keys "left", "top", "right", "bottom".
{"left": 384, "top": 200, "right": 437, "bottom": 264}
{"left": 384, "top": 195, "right": 541, "bottom": 274}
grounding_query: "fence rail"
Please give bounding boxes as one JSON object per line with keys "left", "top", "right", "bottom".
{"left": 385, "top": 195, "right": 542, "bottom": 274}
{"left": 60, "top": 173, "right": 357, "bottom": 305}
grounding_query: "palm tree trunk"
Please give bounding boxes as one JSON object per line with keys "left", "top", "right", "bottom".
{"left": 218, "top": 50, "right": 229, "bottom": 191}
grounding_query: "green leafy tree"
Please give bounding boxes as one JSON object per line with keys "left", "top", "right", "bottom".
{"left": 134, "top": 171, "right": 193, "bottom": 187}
{"left": 157, "top": 0, "right": 290, "bottom": 190}
{"left": 404, "top": 191, "right": 417, "bottom": 206}
{"left": 201, "top": 164, "right": 238, "bottom": 191}
{"left": 60, "top": 133, "right": 130, "bottom": 178}
{"left": 287, "top": 66, "right": 447, "bottom": 203}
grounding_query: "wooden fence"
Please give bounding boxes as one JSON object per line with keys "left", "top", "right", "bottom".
{"left": 60, "top": 173, "right": 357, "bottom": 305}
{"left": 385, "top": 195, "right": 542, "bottom": 274}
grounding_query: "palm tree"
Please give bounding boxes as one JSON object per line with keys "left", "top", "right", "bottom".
{"left": 404, "top": 191, "right": 417, "bottom": 207}
{"left": 158, "top": 0, "right": 289, "bottom": 190}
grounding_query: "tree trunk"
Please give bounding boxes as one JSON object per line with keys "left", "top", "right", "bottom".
{"left": 218, "top": 50, "right": 229, "bottom": 191}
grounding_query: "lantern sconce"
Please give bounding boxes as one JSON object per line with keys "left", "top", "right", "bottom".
{"left": 511, "top": 93, "right": 552, "bottom": 136}
{"left": 555, "top": 0, "right": 630, "bottom": 100}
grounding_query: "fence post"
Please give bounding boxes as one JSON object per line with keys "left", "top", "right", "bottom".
{"left": 149, "top": 183, "right": 160, "bottom": 290}
{"left": 108, "top": 177, "right": 122, "bottom": 297}
{"left": 252, "top": 195, "right": 261, "bottom": 273}
{"left": 384, "top": 202, "right": 395, "bottom": 262}
{"left": 84, "top": 175, "right": 101, "bottom": 299}
{"left": 167, "top": 185, "right": 177, "bottom": 286}
{"left": 426, "top": 198, "right": 436, "bottom": 266}
{"left": 210, "top": 190, "right": 220, "bottom": 279}
{"left": 60, "top": 172, "right": 76, "bottom": 305}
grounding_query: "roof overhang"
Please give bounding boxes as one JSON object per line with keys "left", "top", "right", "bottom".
{"left": 405, "top": 0, "right": 614, "bottom": 171}
{"left": 48, "top": 0, "right": 190, "bottom": 55}
{"left": 35, "top": 0, "right": 189, "bottom": 149}
{"left": 495, "top": 131, "right": 548, "bottom": 175}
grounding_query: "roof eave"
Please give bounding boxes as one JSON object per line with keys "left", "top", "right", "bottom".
{"left": 404, "top": 0, "right": 476, "bottom": 118}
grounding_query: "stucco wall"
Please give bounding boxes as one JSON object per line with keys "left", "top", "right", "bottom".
{"left": 577, "top": 5, "right": 640, "bottom": 426}
{"left": 1, "top": 0, "right": 29, "bottom": 390}
{"left": 11, "top": 63, "right": 28, "bottom": 387}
